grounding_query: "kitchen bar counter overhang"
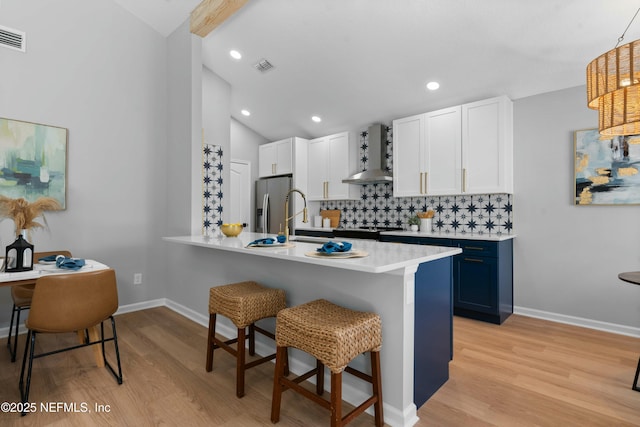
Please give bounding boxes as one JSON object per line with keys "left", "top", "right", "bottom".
{"left": 164, "top": 232, "right": 461, "bottom": 427}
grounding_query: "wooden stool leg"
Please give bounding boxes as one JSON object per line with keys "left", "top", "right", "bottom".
{"left": 283, "top": 347, "right": 290, "bottom": 376}
{"left": 248, "top": 324, "right": 255, "bottom": 356}
{"left": 316, "top": 359, "right": 324, "bottom": 395}
{"left": 371, "top": 351, "right": 384, "bottom": 427}
{"left": 236, "top": 327, "right": 246, "bottom": 397}
{"left": 205, "top": 313, "right": 216, "bottom": 372}
{"left": 330, "top": 371, "right": 342, "bottom": 427}
{"left": 271, "top": 346, "right": 287, "bottom": 423}
{"left": 633, "top": 356, "right": 640, "bottom": 392}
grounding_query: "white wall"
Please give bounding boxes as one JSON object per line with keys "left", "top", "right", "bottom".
{"left": 0, "top": 0, "right": 170, "bottom": 327}
{"left": 201, "top": 67, "right": 230, "bottom": 227}
{"left": 231, "top": 118, "right": 268, "bottom": 229}
{"left": 514, "top": 85, "right": 640, "bottom": 332}
{"left": 231, "top": 117, "right": 267, "bottom": 178}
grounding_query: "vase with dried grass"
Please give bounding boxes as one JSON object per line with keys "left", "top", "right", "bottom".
{"left": 0, "top": 196, "right": 61, "bottom": 271}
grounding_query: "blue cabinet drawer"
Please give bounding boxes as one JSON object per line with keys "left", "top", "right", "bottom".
{"left": 457, "top": 239, "right": 498, "bottom": 257}
{"left": 380, "top": 235, "right": 453, "bottom": 247}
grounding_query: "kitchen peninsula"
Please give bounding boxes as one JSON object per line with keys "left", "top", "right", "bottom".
{"left": 164, "top": 232, "right": 461, "bottom": 427}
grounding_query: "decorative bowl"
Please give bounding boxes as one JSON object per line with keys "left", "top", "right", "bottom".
{"left": 220, "top": 223, "right": 243, "bottom": 237}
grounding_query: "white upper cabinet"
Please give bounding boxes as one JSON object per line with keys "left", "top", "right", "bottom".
{"left": 392, "top": 113, "right": 425, "bottom": 197}
{"left": 393, "top": 96, "right": 513, "bottom": 197}
{"left": 393, "top": 107, "right": 461, "bottom": 196}
{"left": 259, "top": 138, "right": 293, "bottom": 177}
{"left": 425, "top": 106, "right": 462, "bottom": 195}
{"left": 307, "top": 131, "right": 358, "bottom": 201}
{"left": 461, "top": 96, "right": 513, "bottom": 194}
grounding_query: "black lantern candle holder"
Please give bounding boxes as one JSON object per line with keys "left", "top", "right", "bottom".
{"left": 5, "top": 233, "right": 34, "bottom": 272}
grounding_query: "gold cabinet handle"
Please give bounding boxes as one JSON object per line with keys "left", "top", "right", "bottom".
{"left": 420, "top": 172, "right": 423, "bottom": 194}
{"left": 324, "top": 181, "right": 328, "bottom": 199}
{"left": 424, "top": 172, "right": 428, "bottom": 194}
{"left": 462, "top": 168, "right": 467, "bottom": 192}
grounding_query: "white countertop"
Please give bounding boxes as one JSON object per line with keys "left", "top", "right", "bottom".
{"left": 381, "top": 230, "right": 516, "bottom": 241}
{"left": 164, "top": 232, "right": 461, "bottom": 274}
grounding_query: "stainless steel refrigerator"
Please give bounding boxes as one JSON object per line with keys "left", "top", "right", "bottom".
{"left": 255, "top": 175, "right": 293, "bottom": 234}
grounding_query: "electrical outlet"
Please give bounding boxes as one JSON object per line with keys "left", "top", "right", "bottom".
{"left": 134, "top": 273, "right": 142, "bottom": 285}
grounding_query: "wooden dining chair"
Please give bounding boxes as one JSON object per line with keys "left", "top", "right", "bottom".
{"left": 19, "top": 268, "right": 123, "bottom": 414}
{"left": 6, "top": 250, "right": 72, "bottom": 362}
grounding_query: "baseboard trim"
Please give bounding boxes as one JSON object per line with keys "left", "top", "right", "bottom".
{"left": 514, "top": 306, "right": 640, "bottom": 338}
{"left": 3, "top": 300, "right": 638, "bottom": 340}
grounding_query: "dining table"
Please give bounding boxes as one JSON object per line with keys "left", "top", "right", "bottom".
{"left": 1, "top": 259, "right": 111, "bottom": 367}
{"left": 617, "top": 270, "right": 640, "bottom": 392}
{"left": 618, "top": 271, "right": 640, "bottom": 286}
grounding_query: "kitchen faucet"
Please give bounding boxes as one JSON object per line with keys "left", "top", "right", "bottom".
{"left": 284, "top": 188, "right": 308, "bottom": 243}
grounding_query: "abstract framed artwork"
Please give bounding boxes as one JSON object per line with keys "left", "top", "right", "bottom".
{"left": 574, "top": 128, "right": 640, "bottom": 205}
{"left": 0, "top": 118, "right": 67, "bottom": 209}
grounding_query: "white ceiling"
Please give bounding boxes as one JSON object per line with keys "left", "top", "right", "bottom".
{"left": 113, "top": 0, "right": 640, "bottom": 141}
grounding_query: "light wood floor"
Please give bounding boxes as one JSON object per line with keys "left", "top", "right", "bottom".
{"left": 1, "top": 307, "right": 639, "bottom": 426}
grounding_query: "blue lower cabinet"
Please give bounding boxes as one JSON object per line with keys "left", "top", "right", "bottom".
{"left": 414, "top": 257, "right": 452, "bottom": 408}
{"left": 381, "top": 235, "right": 513, "bottom": 324}
{"left": 453, "top": 239, "right": 513, "bottom": 324}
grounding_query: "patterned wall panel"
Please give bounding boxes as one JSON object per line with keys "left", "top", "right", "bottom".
{"left": 202, "top": 144, "right": 223, "bottom": 235}
{"left": 319, "top": 126, "right": 514, "bottom": 235}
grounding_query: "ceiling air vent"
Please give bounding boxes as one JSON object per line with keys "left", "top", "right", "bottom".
{"left": 0, "top": 24, "right": 26, "bottom": 52}
{"left": 254, "top": 58, "right": 274, "bottom": 73}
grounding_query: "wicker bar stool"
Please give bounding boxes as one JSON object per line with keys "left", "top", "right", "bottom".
{"left": 206, "top": 281, "right": 286, "bottom": 398}
{"left": 271, "top": 299, "right": 383, "bottom": 427}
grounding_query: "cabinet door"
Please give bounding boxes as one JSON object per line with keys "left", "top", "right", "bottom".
{"left": 461, "top": 96, "right": 513, "bottom": 194}
{"left": 453, "top": 254, "right": 497, "bottom": 314}
{"left": 425, "top": 106, "right": 462, "bottom": 195}
{"left": 258, "top": 144, "right": 277, "bottom": 177}
{"left": 307, "top": 137, "right": 327, "bottom": 200}
{"left": 326, "top": 132, "right": 352, "bottom": 199}
{"left": 275, "top": 138, "right": 293, "bottom": 175}
{"left": 393, "top": 114, "right": 425, "bottom": 197}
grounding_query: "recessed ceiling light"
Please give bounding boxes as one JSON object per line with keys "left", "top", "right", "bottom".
{"left": 241, "top": 109, "right": 251, "bottom": 116}
{"left": 311, "top": 116, "right": 322, "bottom": 123}
{"left": 426, "top": 81, "right": 440, "bottom": 91}
{"left": 229, "top": 50, "right": 242, "bottom": 60}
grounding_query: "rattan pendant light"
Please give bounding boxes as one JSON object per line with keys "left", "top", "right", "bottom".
{"left": 587, "top": 8, "right": 640, "bottom": 137}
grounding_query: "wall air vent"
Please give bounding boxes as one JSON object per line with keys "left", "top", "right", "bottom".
{"left": 254, "top": 58, "right": 274, "bottom": 73}
{"left": 0, "top": 24, "right": 26, "bottom": 52}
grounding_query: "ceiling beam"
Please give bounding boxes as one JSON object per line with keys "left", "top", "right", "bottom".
{"left": 190, "top": 0, "right": 249, "bottom": 37}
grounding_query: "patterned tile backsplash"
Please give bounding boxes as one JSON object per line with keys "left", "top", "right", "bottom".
{"left": 202, "top": 144, "right": 224, "bottom": 234}
{"left": 319, "top": 126, "right": 514, "bottom": 235}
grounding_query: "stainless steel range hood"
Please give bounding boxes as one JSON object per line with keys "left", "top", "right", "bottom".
{"left": 342, "top": 124, "right": 393, "bottom": 184}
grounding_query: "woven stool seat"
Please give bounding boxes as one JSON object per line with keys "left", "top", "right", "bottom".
{"left": 272, "top": 299, "right": 383, "bottom": 427}
{"left": 206, "top": 281, "right": 287, "bottom": 398}
{"left": 209, "top": 281, "right": 286, "bottom": 328}
{"left": 276, "top": 299, "right": 382, "bottom": 373}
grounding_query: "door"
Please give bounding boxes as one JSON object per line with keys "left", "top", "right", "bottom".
{"left": 454, "top": 255, "right": 498, "bottom": 314}
{"left": 255, "top": 179, "right": 268, "bottom": 233}
{"left": 275, "top": 138, "right": 293, "bottom": 175}
{"left": 266, "top": 176, "right": 292, "bottom": 234}
{"left": 393, "top": 113, "right": 424, "bottom": 197}
{"left": 326, "top": 132, "right": 351, "bottom": 199}
{"left": 307, "top": 137, "right": 327, "bottom": 200}
{"left": 259, "top": 144, "right": 276, "bottom": 177}
{"left": 425, "top": 106, "right": 461, "bottom": 195}
{"left": 230, "top": 160, "right": 251, "bottom": 230}
{"left": 462, "top": 96, "right": 512, "bottom": 194}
